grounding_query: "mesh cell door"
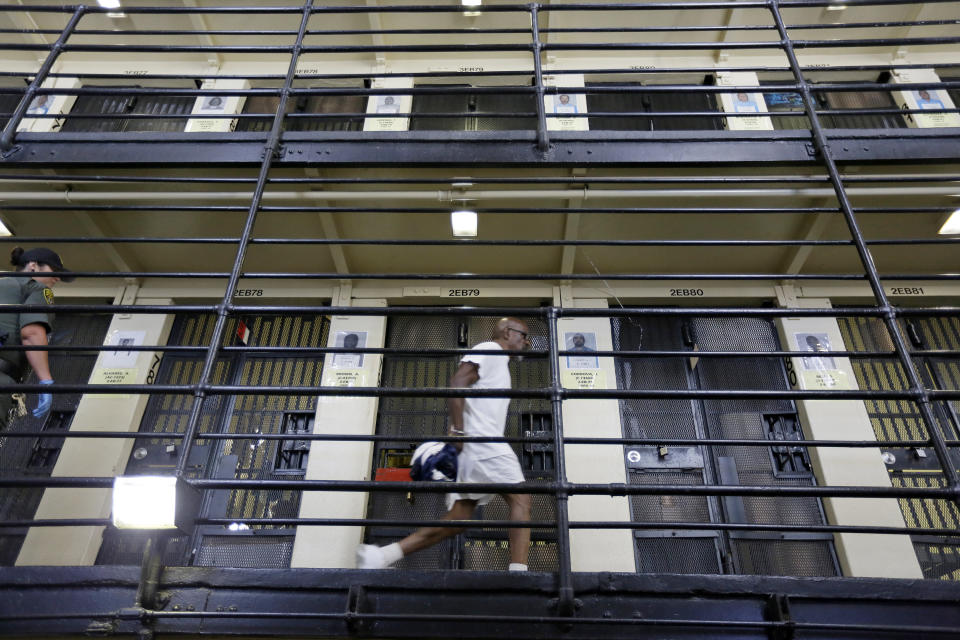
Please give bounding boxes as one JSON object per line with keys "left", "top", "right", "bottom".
{"left": 0, "top": 314, "right": 111, "bottom": 565}
{"left": 367, "top": 315, "right": 556, "bottom": 571}
{"left": 586, "top": 83, "right": 653, "bottom": 131}
{"left": 0, "top": 90, "right": 20, "bottom": 129}
{"left": 614, "top": 317, "right": 724, "bottom": 574}
{"left": 410, "top": 86, "right": 537, "bottom": 132}
{"left": 692, "top": 317, "right": 838, "bottom": 577}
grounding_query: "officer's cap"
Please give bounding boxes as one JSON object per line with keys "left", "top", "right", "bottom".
{"left": 19, "top": 247, "right": 75, "bottom": 282}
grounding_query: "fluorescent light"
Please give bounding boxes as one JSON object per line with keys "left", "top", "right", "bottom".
{"left": 451, "top": 210, "right": 478, "bottom": 237}
{"left": 112, "top": 476, "right": 177, "bottom": 529}
{"left": 939, "top": 209, "right": 960, "bottom": 235}
{"left": 0, "top": 219, "right": 12, "bottom": 237}
{"left": 98, "top": 0, "right": 122, "bottom": 8}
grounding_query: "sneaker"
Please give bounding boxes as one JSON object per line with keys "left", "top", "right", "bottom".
{"left": 356, "top": 544, "right": 387, "bottom": 569}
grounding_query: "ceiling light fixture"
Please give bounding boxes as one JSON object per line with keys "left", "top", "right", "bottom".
{"left": 938, "top": 208, "right": 960, "bottom": 235}
{"left": 451, "top": 209, "right": 478, "bottom": 237}
{"left": 97, "top": 0, "right": 121, "bottom": 8}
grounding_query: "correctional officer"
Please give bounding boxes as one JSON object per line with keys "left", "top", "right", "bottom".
{"left": 0, "top": 247, "right": 73, "bottom": 429}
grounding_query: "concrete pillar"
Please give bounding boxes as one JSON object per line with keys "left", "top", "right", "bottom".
{"left": 558, "top": 298, "right": 634, "bottom": 571}
{"left": 545, "top": 73, "right": 588, "bottom": 131}
{"left": 184, "top": 77, "right": 250, "bottom": 133}
{"left": 891, "top": 68, "right": 960, "bottom": 129}
{"left": 16, "top": 287, "right": 174, "bottom": 565}
{"left": 774, "top": 293, "right": 923, "bottom": 578}
{"left": 716, "top": 71, "right": 773, "bottom": 131}
{"left": 289, "top": 299, "right": 387, "bottom": 568}
{"left": 363, "top": 76, "right": 413, "bottom": 132}
{"left": 17, "top": 76, "right": 81, "bottom": 133}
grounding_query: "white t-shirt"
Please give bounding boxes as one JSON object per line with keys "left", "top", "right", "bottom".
{"left": 460, "top": 341, "right": 513, "bottom": 460}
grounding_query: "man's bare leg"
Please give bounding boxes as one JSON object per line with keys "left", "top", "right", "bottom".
{"left": 504, "top": 492, "right": 532, "bottom": 566}
{"left": 397, "top": 498, "right": 478, "bottom": 556}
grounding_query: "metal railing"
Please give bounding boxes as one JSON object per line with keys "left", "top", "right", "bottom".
{"left": 0, "top": 1, "right": 957, "bottom": 637}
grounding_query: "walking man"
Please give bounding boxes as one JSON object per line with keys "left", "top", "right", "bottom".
{"left": 357, "top": 317, "right": 532, "bottom": 570}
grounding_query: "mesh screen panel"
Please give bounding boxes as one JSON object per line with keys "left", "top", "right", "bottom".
{"left": 615, "top": 317, "right": 699, "bottom": 440}
{"left": 914, "top": 541, "right": 960, "bottom": 581}
{"left": 195, "top": 535, "right": 294, "bottom": 568}
{"left": 462, "top": 539, "right": 558, "bottom": 572}
{"left": 732, "top": 539, "right": 837, "bottom": 577}
{"left": 236, "top": 94, "right": 365, "bottom": 132}
{"left": 0, "top": 91, "right": 18, "bottom": 128}
{"left": 586, "top": 83, "right": 652, "bottom": 131}
{"left": 635, "top": 537, "right": 721, "bottom": 574}
{"left": 0, "top": 536, "right": 24, "bottom": 566}
{"left": 410, "top": 88, "right": 537, "bottom": 131}
{"left": 478, "top": 492, "right": 556, "bottom": 539}
{"left": 60, "top": 90, "right": 193, "bottom": 132}
{"left": 94, "top": 532, "right": 190, "bottom": 567}
{"left": 821, "top": 89, "right": 906, "bottom": 129}
{"left": 629, "top": 471, "right": 712, "bottom": 524}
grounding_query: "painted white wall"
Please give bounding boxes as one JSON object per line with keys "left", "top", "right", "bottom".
{"left": 775, "top": 297, "right": 923, "bottom": 579}
{"left": 559, "top": 298, "right": 634, "bottom": 572}
{"left": 290, "top": 301, "right": 387, "bottom": 568}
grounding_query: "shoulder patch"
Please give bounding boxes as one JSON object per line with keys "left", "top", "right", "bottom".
{"left": 42, "top": 288, "right": 54, "bottom": 305}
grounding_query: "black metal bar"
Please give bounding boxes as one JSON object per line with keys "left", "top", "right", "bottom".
{"left": 0, "top": 430, "right": 947, "bottom": 450}
{"left": 0, "top": 344, "right": 919, "bottom": 360}
{"left": 1, "top": 476, "right": 956, "bottom": 500}
{"left": 0, "top": 5, "right": 84, "bottom": 153}
{"left": 172, "top": 0, "right": 316, "bottom": 478}
{"left": 546, "top": 306, "right": 576, "bottom": 615}
{"left": 0, "top": 303, "right": 915, "bottom": 317}
{"left": 530, "top": 4, "right": 550, "bottom": 154}
{"left": 768, "top": 0, "right": 960, "bottom": 512}
{"left": 0, "top": 383, "right": 946, "bottom": 401}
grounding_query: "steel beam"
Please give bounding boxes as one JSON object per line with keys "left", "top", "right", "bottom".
{"left": 0, "top": 566, "right": 958, "bottom": 638}
{"left": 3, "top": 129, "right": 960, "bottom": 165}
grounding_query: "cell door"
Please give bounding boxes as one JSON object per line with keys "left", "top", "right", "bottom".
{"left": 838, "top": 314, "right": 960, "bottom": 580}
{"left": 96, "top": 313, "right": 328, "bottom": 567}
{"left": 366, "top": 315, "right": 557, "bottom": 571}
{"left": 614, "top": 315, "right": 839, "bottom": 577}
{"left": 0, "top": 313, "right": 112, "bottom": 565}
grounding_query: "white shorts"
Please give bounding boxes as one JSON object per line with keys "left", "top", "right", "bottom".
{"left": 445, "top": 451, "right": 526, "bottom": 511}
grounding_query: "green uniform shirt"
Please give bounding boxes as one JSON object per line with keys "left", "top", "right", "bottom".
{"left": 0, "top": 276, "right": 55, "bottom": 371}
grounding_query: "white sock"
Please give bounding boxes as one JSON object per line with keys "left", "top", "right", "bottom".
{"left": 508, "top": 562, "right": 527, "bottom": 572}
{"left": 381, "top": 542, "right": 404, "bottom": 566}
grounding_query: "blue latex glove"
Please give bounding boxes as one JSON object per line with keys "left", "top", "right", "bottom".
{"left": 32, "top": 379, "right": 53, "bottom": 418}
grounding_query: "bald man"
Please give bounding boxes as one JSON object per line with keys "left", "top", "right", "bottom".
{"left": 357, "top": 317, "right": 533, "bottom": 571}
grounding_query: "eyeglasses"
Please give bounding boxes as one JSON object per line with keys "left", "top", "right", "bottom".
{"left": 507, "top": 327, "right": 529, "bottom": 340}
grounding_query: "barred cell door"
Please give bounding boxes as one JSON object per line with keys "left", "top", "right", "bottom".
{"left": 614, "top": 315, "right": 839, "bottom": 577}
{"left": 838, "top": 314, "right": 960, "bottom": 580}
{"left": 365, "top": 315, "right": 557, "bottom": 571}
{"left": 96, "top": 313, "right": 327, "bottom": 567}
